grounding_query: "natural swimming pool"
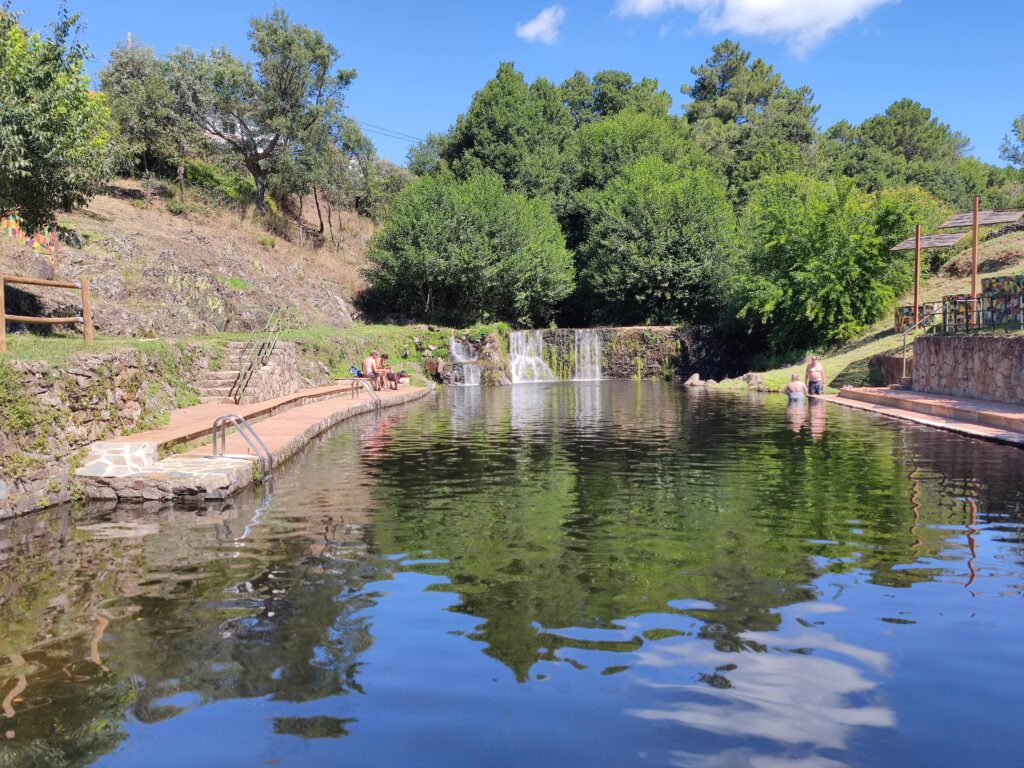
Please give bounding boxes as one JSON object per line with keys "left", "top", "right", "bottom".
{"left": 1, "top": 382, "right": 1022, "bottom": 767}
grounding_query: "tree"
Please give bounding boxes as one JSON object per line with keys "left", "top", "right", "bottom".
{"left": 167, "top": 9, "right": 355, "bottom": 211}
{"left": 364, "top": 172, "right": 574, "bottom": 326}
{"left": 581, "top": 157, "right": 736, "bottom": 325}
{"left": 859, "top": 99, "right": 968, "bottom": 165}
{"left": 100, "top": 40, "right": 190, "bottom": 205}
{"left": 559, "top": 110, "right": 696, "bottom": 249}
{"left": 0, "top": 6, "right": 113, "bottom": 229}
{"left": 442, "top": 63, "right": 573, "bottom": 199}
{"left": 999, "top": 114, "right": 1024, "bottom": 167}
{"left": 559, "top": 69, "right": 672, "bottom": 127}
{"left": 738, "top": 174, "right": 938, "bottom": 353}
{"left": 406, "top": 132, "right": 447, "bottom": 176}
{"left": 681, "top": 40, "right": 818, "bottom": 197}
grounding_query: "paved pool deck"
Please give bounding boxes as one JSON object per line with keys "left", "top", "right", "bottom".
{"left": 77, "top": 382, "right": 434, "bottom": 502}
{"left": 819, "top": 387, "right": 1024, "bottom": 447}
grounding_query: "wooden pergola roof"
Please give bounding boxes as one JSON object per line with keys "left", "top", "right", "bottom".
{"left": 939, "top": 210, "right": 1024, "bottom": 228}
{"left": 890, "top": 232, "right": 967, "bottom": 251}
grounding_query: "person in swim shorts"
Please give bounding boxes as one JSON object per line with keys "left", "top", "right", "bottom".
{"left": 785, "top": 374, "right": 807, "bottom": 400}
{"left": 805, "top": 355, "right": 826, "bottom": 395}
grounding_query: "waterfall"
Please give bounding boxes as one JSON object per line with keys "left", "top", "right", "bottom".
{"left": 449, "top": 337, "right": 482, "bottom": 386}
{"left": 573, "top": 329, "right": 603, "bottom": 381}
{"left": 508, "top": 330, "right": 557, "bottom": 383}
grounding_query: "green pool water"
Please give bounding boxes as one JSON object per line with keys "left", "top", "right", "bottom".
{"left": 1, "top": 382, "right": 1022, "bottom": 767}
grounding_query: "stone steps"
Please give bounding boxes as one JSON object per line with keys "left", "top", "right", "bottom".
{"left": 837, "top": 387, "right": 1024, "bottom": 434}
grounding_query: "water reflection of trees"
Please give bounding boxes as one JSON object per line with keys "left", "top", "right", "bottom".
{"left": 0, "top": 480, "right": 382, "bottom": 767}
{"left": 365, "top": 383, "right": 1021, "bottom": 679}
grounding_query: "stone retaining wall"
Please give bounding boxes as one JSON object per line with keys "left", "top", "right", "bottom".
{"left": 913, "top": 335, "right": 1024, "bottom": 405}
{"left": 0, "top": 346, "right": 204, "bottom": 518}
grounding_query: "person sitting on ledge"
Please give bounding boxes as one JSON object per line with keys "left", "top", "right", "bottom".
{"left": 362, "top": 350, "right": 383, "bottom": 390}
{"left": 805, "top": 354, "right": 826, "bottom": 396}
{"left": 380, "top": 353, "right": 400, "bottom": 390}
{"left": 785, "top": 374, "right": 807, "bottom": 401}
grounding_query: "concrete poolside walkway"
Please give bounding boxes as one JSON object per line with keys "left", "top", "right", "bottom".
{"left": 77, "top": 382, "right": 433, "bottom": 502}
{"left": 819, "top": 387, "right": 1024, "bottom": 447}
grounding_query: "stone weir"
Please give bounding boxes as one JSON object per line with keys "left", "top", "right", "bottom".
{"left": 76, "top": 384, "right": 433, "bottom": 503}
{"left": 443, "top": 325, "right": 733, "bottom": 385}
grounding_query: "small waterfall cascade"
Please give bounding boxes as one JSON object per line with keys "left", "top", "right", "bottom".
{"left": 509, "top": 330, "right": 557, "bottom": 383}
{"left": 573, "top": 329, "right": 603, "bottom": 381}
{"left": 449, "top": 337, "right": 482, "bottom": 386}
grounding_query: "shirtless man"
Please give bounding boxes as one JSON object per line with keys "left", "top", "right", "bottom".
{"left": 784, "top": 374, "right": 807, "bottom": 400}
{"left": 362, "top": 351, "right": 382, "bottom": 390}
{"left": 805, "top": 354, "right": 826, "bottom": 395}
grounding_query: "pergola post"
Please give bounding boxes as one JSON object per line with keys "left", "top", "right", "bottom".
{"left": 971, "top": 196, "right": 980, "bottom": 325}
{"left": 914, "top": 224, "right": 921, "bottom": 326}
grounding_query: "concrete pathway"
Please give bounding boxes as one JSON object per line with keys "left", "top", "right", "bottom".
{"left": 77, "top": 382, "right": 433, "bottom": 502}
{"left": 819, "top": 387, "right": 1024, "bottom": 447}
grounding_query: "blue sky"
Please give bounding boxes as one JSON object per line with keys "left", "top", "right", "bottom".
{"left": 20, "top": 0, "right": 1024, "bottom": 167}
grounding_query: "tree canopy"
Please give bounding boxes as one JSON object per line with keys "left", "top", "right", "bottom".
{"left": 364, "top": 172, "right": 574, "bottom": 326}
{"left": 0, "top": 7, "right": 113, "bottom": 228}
{"left": 167, "top": 9, "right": 355, "bottom": 210}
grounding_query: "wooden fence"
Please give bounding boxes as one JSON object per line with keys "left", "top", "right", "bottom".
{"left": 0, "top": 273, "right": 93, "bottom": 353}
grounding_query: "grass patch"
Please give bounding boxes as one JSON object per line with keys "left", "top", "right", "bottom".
{"left": 220, "top": 276, "right": 251, "bottom": 292}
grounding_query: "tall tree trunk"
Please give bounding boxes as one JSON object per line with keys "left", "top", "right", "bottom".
{"left": 142, "top": 154, "right": 152, "bottom": 207}
{"left": 297, "top": 195, "right": 304, "bottom": 244}
{"left": 245, "top": 157, "right": 268, "bottom": 211}
{"left": 313, "top": 188, "right": 325, "bottom": 234}
{"left": 177, "top": 162, "right": 186, "bottom": 202}
{"left": 326, "top": 200, "right": 335, "bottom": 244}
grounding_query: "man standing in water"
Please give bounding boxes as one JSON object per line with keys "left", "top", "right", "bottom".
{"left": 805, "top": 355, "right": 826, "bottom": 395}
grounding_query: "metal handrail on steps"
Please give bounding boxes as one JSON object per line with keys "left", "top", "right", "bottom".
{"left": 211, "top": 413, "right": 273, "bottom": 487}
{"left": 230, "top": 307, "right": 284, "bottom": 404}
{"left": 351, "top": 378, "right": 382, "bottom": 409}
{"left": 900, "top": 315, "right": 934, "bottom": 380}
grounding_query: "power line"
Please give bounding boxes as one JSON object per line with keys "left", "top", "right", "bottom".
{"left": 351, "top": 119, "right": 424, "bottom": 144}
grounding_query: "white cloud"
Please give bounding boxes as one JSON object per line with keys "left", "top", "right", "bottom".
{"left": 516, "top": 5, "right": 567, "bottom": 45}
{"left": 614, "top": 0, "right": 893, "bottom": 54}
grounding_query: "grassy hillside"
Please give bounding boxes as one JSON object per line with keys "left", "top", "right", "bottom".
{"left": 723, "top": 230, "right": 1024, "bottom": 392}
{"left": 1, "top": 179, "right": 374, "bottom": 339}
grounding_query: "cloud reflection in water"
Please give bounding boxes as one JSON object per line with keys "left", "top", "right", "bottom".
{"left": 629, "top": 627, "right": 894, "bottom": 767}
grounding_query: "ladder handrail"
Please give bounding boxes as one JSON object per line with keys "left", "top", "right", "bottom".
{"left": 211, "top": 413, "right": 273, "bottom": 487}
{"left": 352, "top": 378, "right": 382, "bottom": 409}
{"left": 230, "top": 307, "right": 284, "bottom": 404}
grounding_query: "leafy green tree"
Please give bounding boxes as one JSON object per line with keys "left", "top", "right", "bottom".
{"left": 406, "top": 131, "right": 447, "bottom": 176}
{"left": 0, "top": 6, "right": 113, "bottom": 229}
{"left": 739, "top": 174, "right": 936, "bottom": 353}
{"left": 167, "top": 8, "right": 355, "bottom": 211}
{"left": 999, "top": 114, "right": 1024, "bottom": 167}
{"left": 364, "top": 172, "right": 574, "bottom": 326}
{"left": 559, "top": 69, "right": 672, "bottom": 127}
{"left": 559, "top": 110, "right": 696, "bottom": 249}
{"left": 859, "top": 99, "right": 968, "bottom": 165}
{"left": 581, "top": 157, "right": 736, "bottom": 325}
{"left": 442, "top": 62, "right": 573, "bottom": 199}
{"left": 100, "top": 40, "right": 192, "bottom": 205}
{"left": 681, "top": 39, "right": 818, "bottom": 198}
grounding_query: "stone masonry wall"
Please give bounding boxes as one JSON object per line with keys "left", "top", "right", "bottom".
{"left": 0, "top": 346, "right": 205, "bottom": 519}
{"left": 240, "top": 342, "right": 331, "bottom": 404}
{"left": 913, "top": 335, "right": 1024, "bottom": 405}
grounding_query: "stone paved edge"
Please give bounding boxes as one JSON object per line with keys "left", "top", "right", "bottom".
{"left": 817, "top": 393, "right": 1024, "bottom": 448}
{"left": 81, "top": 385, "right": 435, "bottom": 503}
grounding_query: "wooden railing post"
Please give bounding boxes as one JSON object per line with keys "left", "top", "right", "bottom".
{"left": 81, "top": 276, "right": 93, "bottom": 347}
{"left": 0, "top": 273, "right": 6, "bottom": 354}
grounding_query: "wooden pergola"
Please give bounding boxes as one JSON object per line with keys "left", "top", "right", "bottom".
{"left": 938, "top": 197, "right": 1024, "bottom": 315}
{"left": 890, "top": 228, "right": 966, "bottom": 325}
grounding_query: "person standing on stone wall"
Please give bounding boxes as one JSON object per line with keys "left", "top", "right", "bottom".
{"left": 805, "top": 355, "right": 826, "bottom": 395}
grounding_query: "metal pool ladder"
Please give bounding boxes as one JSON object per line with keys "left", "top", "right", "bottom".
{"left": 351, "top": 378, "right": 383, "bottom": 410}
{"left": 211, "top": 414, "right": 273, "bottom": 487}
